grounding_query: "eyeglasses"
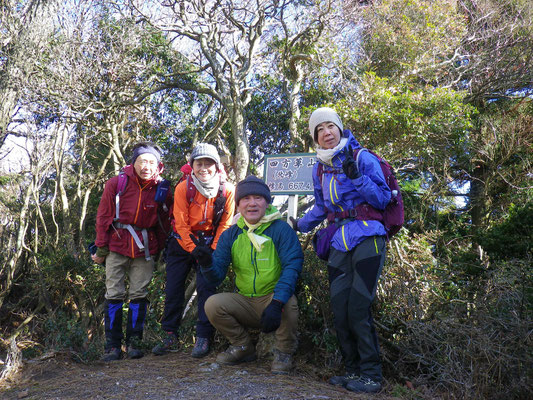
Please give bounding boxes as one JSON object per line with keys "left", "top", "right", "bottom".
{"left": 136, "top": 159, "right": 158, "bottom": 167}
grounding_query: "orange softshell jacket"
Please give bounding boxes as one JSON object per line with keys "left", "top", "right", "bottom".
{"left": 172, "top": 179, "right": 235, "bottom": 253}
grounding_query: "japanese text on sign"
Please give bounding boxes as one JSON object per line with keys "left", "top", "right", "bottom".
{"left": 263, "top": 153, "right": 317, "bottom": 195}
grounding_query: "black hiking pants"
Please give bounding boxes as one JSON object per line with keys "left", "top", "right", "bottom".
{"left": 327, "top": 235, "right": 386, "bottom": 382}
{"left": 161, "top": 238, "right": 217, "bottom": 338}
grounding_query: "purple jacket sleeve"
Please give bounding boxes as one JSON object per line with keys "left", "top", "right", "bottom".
{"left": 350, "top": 150, "right": 391, "bottom": 210}
{"left": 298, "top": 163, "right": 327, "bottom": 233}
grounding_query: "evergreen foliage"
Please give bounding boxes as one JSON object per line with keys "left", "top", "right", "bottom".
{"left": 0, "top": 1, "right": 531, "bottom": 398}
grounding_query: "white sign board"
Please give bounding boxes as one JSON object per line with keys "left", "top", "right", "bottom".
{"left": 263, "top": 153, "right": 317, "bottom": 195}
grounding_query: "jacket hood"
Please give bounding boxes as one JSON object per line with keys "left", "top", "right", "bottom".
{"left": 324, "top": 130, "right": 361, "bottom": 168}
{"left": 341, "top": 129, "right": 360, "bottom": 151}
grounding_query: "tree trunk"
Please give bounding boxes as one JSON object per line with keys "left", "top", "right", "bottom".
{"left": 469, "top": 161, "right": 487, "bottom": 233}
{"left": 287, "top": 55, "right": 311, "bottom": 151}
{"left": 230, "top": 103, "right": 250, "bottom": 182}
{"left": 53, "top": 123, "right": 75, "bottom": 251}
{"left": 0, "top": 178, "right": 32, "bottom": 310}
{"left": 78, "top": 145, "right": 114, "bottom": 248}
{"left": 0, "top": 0, "right": 59, "bottom": 147}
{"left": 0, "top": 91, "right": 17, "bottom": 148}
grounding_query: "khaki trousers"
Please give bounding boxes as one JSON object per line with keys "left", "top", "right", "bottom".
{"left": 105, "top": 251, "right": 154, "bottom": 301}
{"left": 205, "top": 292, "right": 298, "bottom": 354}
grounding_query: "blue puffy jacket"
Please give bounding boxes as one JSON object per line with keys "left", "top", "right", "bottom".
{"left": 298, "top": 130, "right": 391, "bottom": 252}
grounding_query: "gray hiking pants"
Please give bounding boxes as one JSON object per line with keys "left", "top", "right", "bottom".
{"left": 327, "top": 235, "right": 386, "bottom": 382}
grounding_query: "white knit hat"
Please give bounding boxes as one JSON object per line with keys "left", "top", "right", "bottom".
{"left": 189, "top": 143, "right": 221, "bottom": 169}
{"left": 308, "top": 107, "right": 344, "bottom": 142}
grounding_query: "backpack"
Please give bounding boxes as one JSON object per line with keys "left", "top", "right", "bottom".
{"left": 114, "top": 170, "right": 171, "bottom": 221}
{"left": 317, "top": 148, "right": 404, "bottom": 239}
{"left": 178, "top": 163, "right": 227, "bottom": 233}
{"left": 113, "top": 169, "right": 171, "bottom": 260}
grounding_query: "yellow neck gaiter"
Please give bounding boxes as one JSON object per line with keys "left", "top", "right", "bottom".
{"left": 243, "top": 210, "right": 281, "bottom": 252}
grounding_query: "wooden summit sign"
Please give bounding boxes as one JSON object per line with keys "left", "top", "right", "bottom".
{"left": 263, "top": 153, "right": 317, "bottom": 195}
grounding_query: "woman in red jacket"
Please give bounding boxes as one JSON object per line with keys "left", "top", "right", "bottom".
{"left": 152, "top": 143, "right": 235, "bottom": 358}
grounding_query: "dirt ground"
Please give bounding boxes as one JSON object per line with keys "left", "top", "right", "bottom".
{"left": 0, "top": 350, "right": 401, "bottom": 400}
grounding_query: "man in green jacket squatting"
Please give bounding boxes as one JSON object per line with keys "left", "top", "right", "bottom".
{"left": 191, "top": 176, "right": 303, "bottom": 374}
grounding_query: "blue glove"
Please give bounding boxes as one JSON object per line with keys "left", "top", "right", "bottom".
{"left": 342, "top": 145, "right": 362, "bottom": 180}
{"left": 260, "top": 300, "right": 283, "bottom": 333}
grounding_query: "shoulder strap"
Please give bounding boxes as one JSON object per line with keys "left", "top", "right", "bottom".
{"left": 318, "top": 159, "right": 346, "bottom": 185}
{"left": 218, "top": 174, "right": 227, "bottom": 198}
{"left": 115, "top": 171, "right": 128, "bottom": 221}
{"left": 116, "top": 171, "right": 128, "bottom": 195}
{"left": 212, "top": 176, "right": 227, "bottom": 232}
{"left": 354, "top": 147, "right": 367, "bottom": 174}
{"left": 186, "top": 175, "right": 196, "bottom": 204}
{"left": 317, "top": 162, "right": 324, "bottom": 185}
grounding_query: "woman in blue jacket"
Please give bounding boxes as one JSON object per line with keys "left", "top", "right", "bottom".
{"left": 293, "top": 107, "right": 391, "bottom": 394}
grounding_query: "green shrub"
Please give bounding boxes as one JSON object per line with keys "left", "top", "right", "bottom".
{"left": 43, "top": 311, "right": 102, "bottom": 361}
{"left": 477, "top": 202, "right": 533, "bottom": 259}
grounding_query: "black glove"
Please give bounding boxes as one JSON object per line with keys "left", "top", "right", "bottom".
{"left": 190, "top": 233, "right": 213, "bottom": 267}
{"left": 342, "top": 145, "right": 362, "bottom": 180}
{"left": 289, "top": 216, "right": 300, "bottom": 232}
{"left": 260, "top": 300, "right": 283, "bottom": 333}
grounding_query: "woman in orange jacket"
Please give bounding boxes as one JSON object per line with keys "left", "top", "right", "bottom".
{"left": 153, "top": 143, "right": 235, "bottom": 357}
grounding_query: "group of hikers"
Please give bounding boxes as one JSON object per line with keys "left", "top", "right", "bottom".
{"left": 91, "top": 107, "right": 393, "bottom": 394}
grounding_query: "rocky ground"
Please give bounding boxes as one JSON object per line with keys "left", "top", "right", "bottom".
{"left": 0, "top": 349, "right": 403, "bottom": 400}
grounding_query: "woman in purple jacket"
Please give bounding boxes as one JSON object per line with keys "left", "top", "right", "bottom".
{"left": 292, "top": 108, "right": 391, "bottom": 394}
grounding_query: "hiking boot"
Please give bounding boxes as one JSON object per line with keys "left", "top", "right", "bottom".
{"left": 191, "top": 337, "right": 210, "bottom": 358}
{"left": 102, "top": 347, "right": 121, "bottom": 362}
{"left": 126, "top": 338, "right": 144, "bottom": 359}
{"left": 152, "top": 332, "right": 178, "bottom": 356}
{"left": 328, "top": 373, "right": 360, "bottom": 387}
{"left": 216, "top": 344, "right": 257, "bottom": 365}
{"left": 271, "top": 349, "right": 293, "bottom": 374}
{"left": 346, "top": 376, "right": 382, "bottom": 393}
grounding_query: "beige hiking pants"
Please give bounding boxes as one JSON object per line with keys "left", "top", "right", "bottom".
{"left": 105, "top": 251, "right": 154, "bottom": 301}
{"left": 205, "top": 292, "right": 298, "bottom": 354}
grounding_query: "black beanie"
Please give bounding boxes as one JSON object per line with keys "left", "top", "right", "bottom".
{"left": 236, "top": 176, "right": 271, "bottom": 205}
